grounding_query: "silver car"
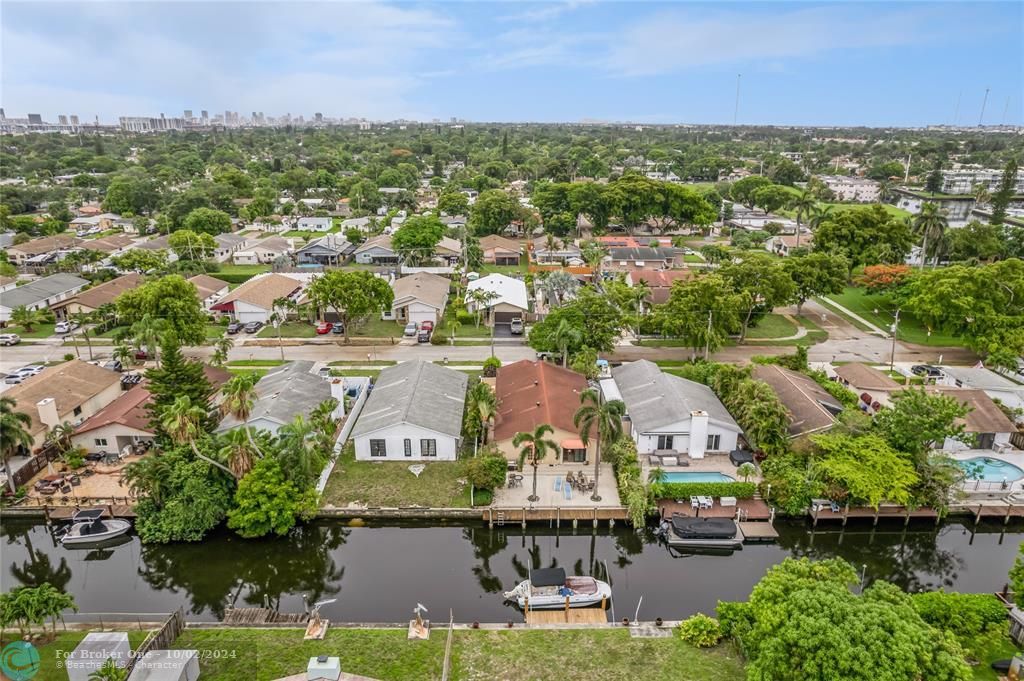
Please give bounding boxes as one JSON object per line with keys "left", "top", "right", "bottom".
{"left": 0, "top": 333, "right": 20, "bottom": 346}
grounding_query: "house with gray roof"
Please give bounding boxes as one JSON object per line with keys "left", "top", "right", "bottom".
{"left": 609, "top": 360, "right": 742, "bottom": 458}
{"left": 0, "top": 273, "right": 89, "bottom": 323}
{"left": 215, "top": 361, "right": 337, "bottom": 436}
{"left": 296, "top": 216, "right": 333, "bottom": 233}
{"left": 296, "top": 234, "right": 354, "bottom": 266}
{"left": 213, "top": 233, "right": 249, "bottom": 262}
{"left": 352, "top": 361, "right": 468, "bottom": 461}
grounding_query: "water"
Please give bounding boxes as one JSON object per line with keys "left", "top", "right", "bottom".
{"left": 959, "top": 456, "right": 1024, "bottom": 482}
{"left": 1, "top": 519, "right": 1021, "bottom": 623}
{"left": 661, "top": 472, "right": 736, "bottom": 483}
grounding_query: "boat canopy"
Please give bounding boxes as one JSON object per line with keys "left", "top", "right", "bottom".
{"left": 530, "top": 567, "right": 566, "bottom": 587}
{"left": 671, "top": 516, "right": 737, "bottom": 539}
{"left": 72, "top": 509, "right": 105, "bottom": 522}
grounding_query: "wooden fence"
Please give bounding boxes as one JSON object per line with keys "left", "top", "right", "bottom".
{"left": 9, "top": 444, "right": 62, "bottom": 489}
{"left": 126, "top": 608, "right": 186, "bottom": 675}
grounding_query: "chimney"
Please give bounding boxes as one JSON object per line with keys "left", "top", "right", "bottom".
{"left": 37, "top": 398, "right": 60, "bottom": 430}
{"left": 330, "top": 379, "right": 347, "bottom": 418}
{"left": 688, "top": 410, "right": 709, "bottom": 460}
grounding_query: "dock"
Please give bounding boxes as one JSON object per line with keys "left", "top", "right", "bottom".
{"left": 46, "top": 505, "right": 137, "bottom": 520}
{"left": 525, "top": 607, "right": 608, "bottom": 625}
{"left": 738, "top": 521, "right": 779, "bottom": 542}
{"left": 223, "top": 607, "right": 308, "bottom": 625}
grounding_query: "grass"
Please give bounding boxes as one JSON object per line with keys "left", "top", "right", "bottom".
{"left": 683, "top": 254, "right": 705, "bottom": 263}
{"left": 477, "top": 261, "right": 528, "bottom": 275}
{"left": 969, "top": 627, "right": 1020, "bottom": 680}
{"left": 257, "top": 322, "right": 319, "bottom": 338}
{"left": 884, "top": 369, "right": 924, "bottom": 385}
{"left": 226, "top": 367, "right": 270, "bottom": 378}
{"left": 328, "top": 359, "right": 398, "bottom": 366}
{"left": 329, "top": 368, "right": 482, "bottom": 380}
{"left": 170, "top": 628, "right": 744, "bottom": 681}
{"left": 743, "top": 313, "right": 798, "bottom": 340}
{"left": 743, "top": 315, "right": 828, "bottom": 348}
{"left": 824, "top": 286, "right": 963, "bottom": 346}
{"left": 5, "top": 322, "right": 57, "bottom": 338}
{"left": 281, "top": 227, "right": 340, "bottom": 238}
{"left": 205, "top": 323, "right": 227, "bottom": 339}
{"left": 217, "top": 263, "right": 272, "bottom": 275}
{"left": 776, "top": 202, "right": 911, "bottom": 221}
{"left": 322, "top": 445, "right": 473, "bottom": 507}
{"left": 9, "top": 630, "right": 151, "bottom": 681}
{"left": 226, "top": 359, "right": 286, "bottom": 367}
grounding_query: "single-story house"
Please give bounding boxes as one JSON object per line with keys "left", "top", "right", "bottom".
{"left": 938, "top": 365, "right": 1024, "bottom": 416}
{"left": 926, "top": 387, "right": 1018, "bottom": 451}
{"left": 79, "top": 234, "right": 136, "bottom": 257}
{"left": 532, "top": 237, "right": 582, "bottom": 265}
{"left": 296, "top": 234, "right": 354, "bottom": 266}
{"left": 339, "top": 216, "right": 373, "bottom": 234}
{"left": 134, "top": 234, "right": 176, "bottom": 260}
{"left": 766, "top": 233, "right": 813, "bottom": 257}
{"left": 752, "top": 364, "right": 844, "bottom": 437}
{"left": 211, "top": 273, "right": 302, "bottom": 323}
{"left": 352, "top": 361, "right": 468, "bottom": 461}
{"left": 216, "top": 360, "right": 338, "bottom": 436}
{"left": 479, "top": 235, "right": 521, "bottom": 266}
{"left": 296, "top": 216, "right": 333, "bottom": 233}
{"left": 493, "top": 360, "right": 594, "bottom": 463}
{"left": 5, "top": 235, "right": 82, "bottom": 265}
{"left": 213, "top": 233, "right": 249, "bottom": 262}
{"left": 232, "top": 236, "right": 291, "bottom": 265}
{"left": 70, "top": 213, "right": 120, "bottom": 232}
{"left": 605, "top": 247, "right": 681, "bottom": 272}
{"left": 188, "top": 274, "right": 230, "bottom": 310}
{"left": 832, "top": 363, "right": 903, "bottom": 411}
{"left": 353, "top": 235, "right": 399, "bottom": 265}
{"left": 0, "top": 273, "right": 89, "bottom": 323}
{"left": 114, "top": 216, "right": 147, "bottom": 234}
{"left": 389, "top": 272, "right": 450, "bottom": 327}
{"left": 626, "top": 270, "right": 694, "bottom": 305}
{"left": 609, "top": 360, "right": 742, "bottom": 458}
{"left": 465, "top": 273, "right": 529, "bottom": 327}
{"left": 51, "top": 273, "right": 143, "bottom": 318}
{"left": 6, "top": 360, "right": 123, "bottom": 450}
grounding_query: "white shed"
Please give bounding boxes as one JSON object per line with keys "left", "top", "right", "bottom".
{"left": 127, "top": 650, "right": 200, "bottom": 681}
{"left": 66, "top": 632, "right": 131, "bottom": 681}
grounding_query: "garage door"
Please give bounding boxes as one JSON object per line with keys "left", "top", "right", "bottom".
{"left": 409, "top": 310, "right": 436, "bottom": 326}
{"left": 493, "top": 311, "right": 519, "bottom": 324}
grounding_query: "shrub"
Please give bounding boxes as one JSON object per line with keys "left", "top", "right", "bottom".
{"left": 910, "top": 591, "right": 1007, "bottom": 641}
{"left": 465, "top": 453, "right": 508, "bottom": 491}
{"left": 63, "top": 353, "right": 75, "bottom": 361}
{"left": 430, "top": 330, "right": 448, "bottom": 345}
{"left": 65, "top": 450, "right": 86, "bottom": 470}
{"left": 482, "top": 356, "right": 501, "bottom": 377}
{"left": 456, "top": 310, "right": 476, "bottom": 325}
{"left": 716, "top": 600, "right": 754, "bottom": 640}
{"left": 471, "top": 489, "right": 493, "bottom": 506}
{"left": 677, "top": 613, "right": 722, "bottom": 648}
{"left": 650, "top": 481, "right": 756, "bottom": 500}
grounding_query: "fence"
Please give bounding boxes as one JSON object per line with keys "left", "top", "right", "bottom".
{"left": 9, "top": 444, "right": 63, "bottom": 489}
{"left": 126, "top": 608, "right": 186, "bottom": 675}
{"left": 315, "top": 378, "right": 371, "bottom": 493}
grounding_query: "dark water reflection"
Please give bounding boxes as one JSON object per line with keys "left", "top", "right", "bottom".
{"left": 1, "top": 518, "right": 1021, "bottom": 622}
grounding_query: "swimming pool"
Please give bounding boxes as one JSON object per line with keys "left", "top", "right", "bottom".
{"left": 957, "top": 456, "right": 1024, "bottom": 482}
{"left": 661, "top": 472, "right": 736, "bottom": 483}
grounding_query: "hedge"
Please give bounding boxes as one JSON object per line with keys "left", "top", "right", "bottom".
{"left": 214, "top": 272, "right": 261, "bottom": 284}
{"left": 910, "top": 591, "right": 1007, "bottom": 640}
{"left": 651, "top": 481, "right": 757, "bottom": 500}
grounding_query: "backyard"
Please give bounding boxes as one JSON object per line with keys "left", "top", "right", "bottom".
{"left": 822, "top": 286, "right": 963, "bottom": 346}
{"left": 10, "top": 631, "right": 151, "bottom": 681}
{"left": 477, "top": 261, "right": 528, "bottom": 275}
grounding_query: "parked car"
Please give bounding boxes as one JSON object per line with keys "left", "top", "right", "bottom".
{"left": 420, "top": 320, "right": 434, "bottom": 332}
{"left": 54, "top": 320, "right": 81, "bottom": 334}
{"left": 331, "top": 323, "right": 345, "bottom": 335}
{"left": 0, "top": 333, "right": 21, "bottom": 346}
{"left": 316, "top": 321, "right": 333, "bottom": 334}
{"left": 911, "top": 364, "right": 943, "bottom": 378}
{"left": 243, "top": 321, "right": 263, "bottom": 334}
{"left": 403, "top": 322, "right": 418, "bottom": 337}
{"left": 5, "top": 365, "right": 43, "bottom": 384}
{"left": 509, "top": 318, "right": 524, "bottom": 335}
{"left": 102, "top": 360, "right": 124, "bottom": 372}
{"left": 226, "top": 321, "right": 243, "bottom": 334}
{"left": 417, "top": 328, "right": 431, "bottom": 343}
{"left": 135, "top": 349, "right": 150, "bottom": 361}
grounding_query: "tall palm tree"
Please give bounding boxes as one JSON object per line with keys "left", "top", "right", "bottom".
{"left": 512, "top": 424, "right": 558, "bottom": 502}
{"left": 790, "top": 190, "right": 817, "bottom": 250}
{"left": 44, "top": 422, "right": 76, "bottom": 459}
{"left": 120, "top": 455, "right": 172, "bottom": 505}
{"left": 216, "top": 429, "right": 259, "bottom": 479}
{"left": 628, "top": 280, "right": 650, "bottom": 345}
{"left": 211, "top": 335, "right": 234, "bottom": 367}
{"left": 10, "top": 306, "right": 48, "bottom": 332}
{"left": 972, "top": 183, "right": 991, "bottom": 206}
{"left": 113, "top": 343, "right": 134, "bottom": 367}
{"left": 912, "top": 202, "right": 949, "bottom": 270}
{"left": 0, "top": 396, "right": 33, "bottom": 493}
{"left": 270, "top": 296, "right": 296, "bottom": 362}
{"left": 573, "top": 389, "right": 625, "bottom": 502}
{"left": 550, "top": 318, "right": 582, "bottom": 368}
{"left": 69, "top": 311, "right": 95, "bottom": 361}
{"left": 162, "top": 395, "right": 235, "bottom": 478}
{"left": 808, "top": 204, "right": 833, "bottom": 233}
{"left": 276, "top": 415, "right": 323, "bottom": 488}
{"left": 221, "top": 373, "right": 265, "bottom": 459}
{"left": 128, "top": 314, "right": 167, "bottom": 365}
{"left": 467, "top": 381, "right": 497, "bottom": 445}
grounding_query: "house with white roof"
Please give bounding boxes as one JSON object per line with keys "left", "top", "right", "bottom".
{"left": 296, "top": 216, "right": 333, "bottom": 233}
{"left": 938, "top": 366, "right": 1024, "bottom": 417}
{"left": 465, "top": 273, "right": 529, "bottom": 328}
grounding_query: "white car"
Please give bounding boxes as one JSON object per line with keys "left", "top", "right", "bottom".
{"left": 54, "top": 321, "right": 81, "bottom": 334}
{"left": 0, "top": 333, "right": 20, "bottom": 346}
{"left": 4, "top": 365, "right": 44, "bottom": 384}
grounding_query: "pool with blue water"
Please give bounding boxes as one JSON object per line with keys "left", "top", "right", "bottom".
{"left": 957, "top": 456, "right": 1024, "bottom": 482}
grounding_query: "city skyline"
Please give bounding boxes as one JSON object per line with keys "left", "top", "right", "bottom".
{"left": 2, "top": 1, "right": 1021, "bottom": 127}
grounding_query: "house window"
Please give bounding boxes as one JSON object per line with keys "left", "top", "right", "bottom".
{"left": 562, "top": 448, "right": 585, "bottom": 463}
{"left": 656, "top": 435, "right": 674, "bottom": 450}
{"left": 706, "top": 434, "right": 721, "bottom": 451}
{"left": 369, "top": 439, "right": 387, "bottom": 457}
{"left": 94, "top": 438, "right": 108, "bottom": 447}
{"left": 73, "top": 406, "right": 82, "bottom": 417}
{"left": 420, "top": 439, "right": 437, "bottom": 457}
{"left": 404, "top": 439, "right": 412, "bottom": 457}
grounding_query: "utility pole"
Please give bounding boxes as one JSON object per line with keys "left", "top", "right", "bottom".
{"left": 979, "top": 87, "right": 990, "bottom": 126}
{"left": 704, "top": 311, "right": 713, "bottom": 361}
{"left": 953, "top": 90, "right": 962, "bottom": 126}
{"left": 733, "top": 74, "right": 741, "bottom": 126}
{"left": 889, "top": 308, "right": 900, "bottom": 372}
{"left": 904, "top": 154, "right": 912, "bottom": 184}
{"left": 1001, "top": 96, "right": 1011, "bottom": 126}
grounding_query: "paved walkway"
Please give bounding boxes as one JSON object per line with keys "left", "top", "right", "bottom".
{"left": 817, "top": 296, "right": 889, "bottom": 337}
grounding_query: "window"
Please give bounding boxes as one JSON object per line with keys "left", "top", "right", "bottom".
{"left": 562, "top": 448, "right": 585, "bottom": 463}
{"left": 73, "top": 406, "right": 82, "bottom": 417}
{"left": 369, "top": 439, "right": 387, "bottom": 458}
{"left": 404, "top": 439, "right": 412, "bottom": 457}
{"left": 420, "top": 439, "right": 437, "bottom": 457}
{"left": 94, "top": 438, "right": 108, "bottom": 447}
{"left": 706, "top": 434, "right": 721, "bottom": 451}
{"left": 656, "top": 435, "right": 674, "bottom": 450}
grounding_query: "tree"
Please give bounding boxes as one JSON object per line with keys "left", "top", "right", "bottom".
{"left": 872, "top": 388, "right": 971, "bottom": 458}
{"left": 227, "top": 458, "right": 317, "bottom": 538}
{"left": 1, "top": 396, "right": 33, "bottom": 493}
{"left": 729, "top": 176, "right": 772, "bottom": 209}
{"left": 470, "top": 189, "right": 520, "bottom": 235}
{"left": 465, "top": 452, "right": 508, "bottom": 491}
{"left": 946, "top": 221, "right": 1005, "bottom": 262}
{"left": 306, "top": 270, "right": 393, "bottom": 343}
{"left": 569, "top": 346, "right": 599, "bottom": 380}
{"left": 752, "top": 184, "right": 791, "bottom": 214}
{"left": 512, "top": 424, "right": 558, "bottom": 502}
{"left": 550, "top": 318, "right": 583, "bottom": 367}
{"left": 855, "top": 264, "right": 912, "bottom": 293}
{"left": 465, "top": 380, "right": 498, "bottom": 446}
{"left": 116, "top": 275, "right": 207, "bottom": 346}
{"left": 913, "top": 202, "right": 949, "bottom": 269}
{"left": 181, "top": 207, "right": 232, "bottom": 235}
{"left": 168, "top": 229, "right": 216, "bottom": 260}
{"left": 145, "top": 334, "right": 213, "bottom": 426}
{"left": 925, "top": 164, "right": 943, "bottom": 194}
{"left": 391, "top": 215, "right": 446, "bottom": 265}
{"left": 275, "top": 414, "right": 328, "bottom": 489}
{"left": 782, "top": 252, "right": 848, "bottom": 313}
{"left": 437, "top": 190, "right": 470, "bottom": 216}
{"left": 9, "top": 305, "right": 51, "bottom": 332}
{"left": 720, "top": 254, "right": 796, "bottom": 340}
{"left": 220, "top": 372, "right": 266, "bottom": 470}
{"left": 1009, "top": 543, "right": 1024, "bottom": 598}
{"left": 789, "top": 190, "right": 817, "bottom": 250}
{"left": 161, "top": 396, "right": 235, "bottom": 478}
{"left": 111, "top": 248, "right": 168, "bottom": 273}
{"left": 990, "top": 159, "right": 1018, "bottom": 225}
{"left": 653, "top": 275, "right": 747, "bottom": 359}
{"left": 573, "top": 389, "right": 625, "bottom": 502}
{"left": 811, "top": 433, "right": 918, "bottom": 509}
{"left": 528, "top": 288, "right": 623, "bottom": 355}
{"left": 769, "top": 159, "right": 805, "bottom": 186}
{"left": 812, "top": 205, "right": 914, "bottom": 267}
{"left": 211, "top": 335, "right": 233, "bottom": 366}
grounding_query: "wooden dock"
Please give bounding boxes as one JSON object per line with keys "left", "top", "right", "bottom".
{"left": 657, "top": 498, "right": 771, "bottom": 521}
{"left": 525, "top": 607, "right": 608, "bottom": 625}
{"left": 738, "top": 521, "right": 779, "bottom": 542}
{"left": 46, "top": 505, "right": 137, "bottom": 520}
{"left": 223, "top": 607, "right": 308, "bottom": 625}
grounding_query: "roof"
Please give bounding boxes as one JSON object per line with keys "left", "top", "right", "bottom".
{"left": 7, "top": 235, "right": 81, "bottom": 255}
{"left": 352, "top": 361, "right": 468, "bottom": 439}
{"left": 925, "top": 387, "right": 1017, "bottom": 434}
{"left": 136, "top": 235, "right": 170, "bottom": 251}
{"left": 214, "top": 232, "right": 248, "bottom": 248}
{"left": 392, "top": 272, "right": 450, "bottom": 310}
{"left": 188, "top": 274, "right": 229, "bottom": 299}
{"left": 479, "top": 235, "right": 521, "bottom": 253}
{"left": 297, "top": 216, "right": 332, "bottom": 227}
{"left": 6, "top": 360, "right": 122, "bottom": 435}
{"left": 611, "top": 360, "right": 740, "bottom": 433}
{"left": 80, "top": 234, "right": 134, "bottom": 253}
{"left": 298, "top": 233, "right": 353, "bottom": 255}
{"left": 752, "top": 364, "right": 842, "bottom": 437}
{"left": 436, "top": 236, "right": 462, "bottom": 254}
{"left": 246, "top": 236, "right": 290, "bottom": 253}
{"left": 216, "top": 361, "right": 331, "bottom": 431}
{"left": 465, "top": 273, "right": 529, "bottom": 311}
{"left": 355, "top": 234, "right": 394, "bottom": 254}
{"left": 215, "top": 273, "right": 300, "bottom": 311}
{"left": 532, "top": 236, "right": 581, "bottom": 254}
{"left": 60, "top": 273, "right": 142, "bottom": 310}
{"left": 939, "top": 366, "right": 1024, "bottom": 391}
{"left": 494, "top": 360, "right": 590, "bottom": 441}
{"left": 774, "top": 234, "right": 813, "bottom": 249}
{"left": 73, "top": 383, "right": 154, "bottom": 435}
{"left": 628, "top": 270, "right": 693, "bottom": 304}
{"left": 833, "top": 363, "right": 902, "bottom": 391}
{"left": 608, "top": 246, "right": 678, "bottom": 261}
{"left": 0, "top": 273, "right": 89, "bottom": 310}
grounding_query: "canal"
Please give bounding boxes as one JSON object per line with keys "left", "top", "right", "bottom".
{"left": 1, "top": 518, "right": 1021, "bottom": 623}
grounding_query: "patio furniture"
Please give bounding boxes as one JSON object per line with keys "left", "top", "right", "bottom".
{"left": 690, "top": 497, "right": 700, "bottom": 510}
{"left": 554, "top": 477, "right": 563, "bottom": 492}
{"left": 661, "top": 456, "right": 678, "bottom": 466}
{"left": 699, "top": 496, "right": 713, "bottom": 509}
{"left": 720, "top": 496, "right": 737, "bottom": 507}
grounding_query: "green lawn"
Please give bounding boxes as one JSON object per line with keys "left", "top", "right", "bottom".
{"left": 328, "top": 360, "right": 398, "bottom": 366}
{"left": 205, "top": 323, "right": 227, "bottom": 339}
{"left": 226, "top": 368, "right": 271, "bottom": 378}
{"left": 6, "top": 322, "right": 57, "bottom": 338}
{"left": 477, "top": 261, "right": 527, "bottom": 275}
{"left": 217, "top": 264, "right": 272, "bottom": 275}
{"left": 349, "top": 316, "right": 404, "bottom": 338}
{"left": 825, "top": 286, "right": 963, "bottom": 346}
{"left": 171, "top": 627, "right": 744, "bottom": 681}
{"left": 226, "top": 359, "right": 286, "bottom": 367}
{"left": 8, "top": 630, "right": 151, "bottom": 681}
{"left": 322, "top": 445, "right": 472, "bottom": 508}
{"left": 257, "top": 321, "right": 318, "bottom": 338}
{"left": 776, "top": 202, "right": 910, "bottom": 221}
{"left": 744, "top": 313, "right": 798, "bottom": 339}
{"left": 969, "top": 627, "right": 1021, "bottom": 680}
{"left": 683, "top": 254, "right": 705, "bottom": 263}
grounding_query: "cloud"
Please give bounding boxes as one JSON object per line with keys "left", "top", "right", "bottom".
{"left": 498, "top": 0, "right": 594, "bottom": 24}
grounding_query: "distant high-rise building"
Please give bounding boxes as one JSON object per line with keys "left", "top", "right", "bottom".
{"left": 0, "top": 108, "right": 6, "bottom": 120}
{"left": 315, "top": 112, "right": 323, "bottom": 123}
{"left": 184, "top": 109, "right": 193, "bottom": 119}
{"left": 70, "top": 115, "right": 79, "bottom": 126}
{"left": 27, "top": 114, "right": 43, "bottom": 125}
{"left": 58, "top": 115, "right": 68, "bottom": 125}
{"left": 201, "top": 110, "right": 209, "bottom": 121}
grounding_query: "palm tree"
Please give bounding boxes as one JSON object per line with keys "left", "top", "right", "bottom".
{"left": 10, "top": 306, "right": 48, "bottom": 332}
{"left": 808, "top": 204, "right": 833, "bottom": 232}
{"left": 737, "top": 462, "right": 757, "bottom": 482}
{"left": 211, "top": 335, "right": 234, "bottom": 367}
{"left": 221, "top": 373, "right": 265, "bottom": 460}
{"left": 162, "top": 395, "right": 235, "bottom": 478}
{"left": 912, "top": 202, "right": 949, "bottom": 270}
{"left": 543, "top": 233, "right": 561, "bottom": 264}
{"left": 276, "top": 415, "right": 323, "bottom": 488}
{"left": 89, "top": 659, "right": 127, "bottom": 681}
{"left": 70, "top": 311, "right": 95, "bottom": 360}
{"left": 573, "top": 389, "right": 625, "bottom": 502}
{"left": 972, "top": 183, "right": 991, "bottom": 206}
{"left": 790, "top": 190, "right": 817, "bottom": 250}
{"left": 647, "top": 467, "right": 667, "bottom": 485}
{"left": 467, "top": 381, "right": 497, "bottom": 445}
{"left": 550, "top": 318, "right": 582, "bottom": 368}
{"left": 512, "top": 424, "right": 558, "bottom": 502}
{"left": 44, "top": 422, "right": 75, "bottom": 459}
{"left": 216, "top": 429, "right": 259, "bottom": 479}
{"left": 270, "top": 296, "right": 296, "bottom": 362}
{"left": 0, "top": 396, "right": 33, "bottom": 493}
{"left": 128, "top": 314, "right": 167, "bottom": 365}
{"left": 120, "top": 455, "right": 172, "bottom": 505}
{"left": 113, "top": 343, "right": 134, "bottom": 367}
{"left": 627, "top": 280, "right": 650, "bottom": 344}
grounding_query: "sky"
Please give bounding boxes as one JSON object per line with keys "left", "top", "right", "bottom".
{"left": 2, "top": 0, "right": 1021, "bottom": 127}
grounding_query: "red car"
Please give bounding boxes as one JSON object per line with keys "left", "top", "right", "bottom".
{"left": 315, "top": 321, "right": 333, "bottom": 334}
{"left": 420, "top": 320, "right": 434, "bottom": 332}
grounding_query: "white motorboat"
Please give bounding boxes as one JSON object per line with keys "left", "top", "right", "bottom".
{"left": 60, "top": 509, "right": 132, "bottom": 546}
{"left": 503, "top": 567, "right": 612, "bottom": 610}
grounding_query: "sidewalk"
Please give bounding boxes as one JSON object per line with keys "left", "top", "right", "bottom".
{"left": 817, "top": 297, "right": 890, "bottom": 337}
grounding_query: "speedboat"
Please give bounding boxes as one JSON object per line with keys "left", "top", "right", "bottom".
{"left": 503, "top": 567, "right": 611, "bottom": 610}
{"left": 59, "top": 509, "right": 132, "bottom": 546}
{"left": 657, "top": 514, "right": 744, "bottom": 550}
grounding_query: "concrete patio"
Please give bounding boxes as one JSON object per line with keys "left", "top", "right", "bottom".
{"left": 640, "top": 452, "right": 761, "bottom": 484}
{"left": 491, "top": 463, "right": 621, "bottom": 508}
